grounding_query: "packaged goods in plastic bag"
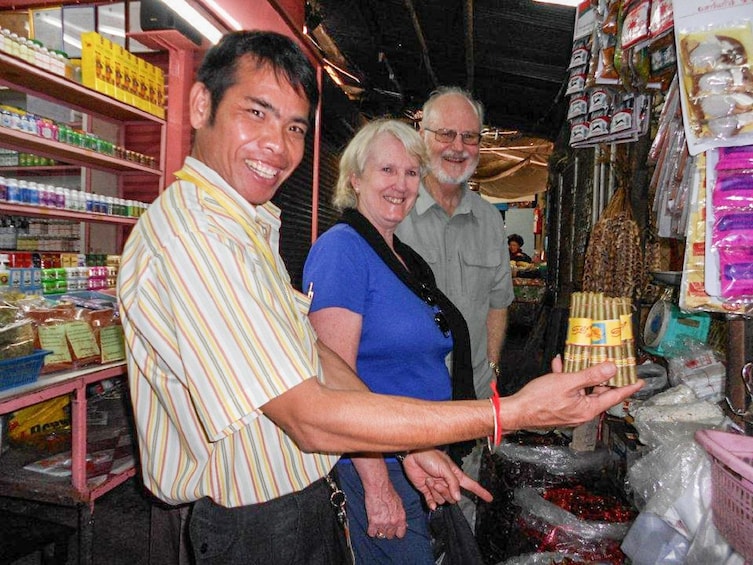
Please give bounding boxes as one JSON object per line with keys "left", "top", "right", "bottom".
{"left": 513, "top": 486, "right": 634, "bottom": 564}
{"left": 624, "top": 431, "right": 745, "bottom": 565}
{"left": 494, "top": 440, "right": 612, "bottom": 478}
{"left": 630, "top": 384, "right": 725, "bottom": 449}
{"left": 622, "top": 511, "right": 691, "bottom": 565}
{"left": 0, "top": 319, "right": 34, "bottom": 360}
{"left": 476, "top": 432, "right": 613, "bottom": 563}
{"left": 664, "top": 339, "right": 719, "bottom": 386}
{"left": 501, "top": 552, "right": 596, "bottom": 565}
{"left": 7, "top": 396, "right": 71, "bottom": 452}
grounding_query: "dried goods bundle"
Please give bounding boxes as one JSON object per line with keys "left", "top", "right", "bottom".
{"left": 564, "top": 291, "right": 638, "bottom": 387}
{"left": 582, "top": 186, "right": 644, "bottom": 299}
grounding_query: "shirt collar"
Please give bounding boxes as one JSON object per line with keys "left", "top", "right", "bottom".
{"left": 183, "top": 156, "right": 282, "bottom": 227}
{"left": 413, "top": 180, "right": 475, "bottom": 217}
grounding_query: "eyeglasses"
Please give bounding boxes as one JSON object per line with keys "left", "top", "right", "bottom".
{"left": 424, "top": 128, "right": 482, "bottom": 146}
{"left": 419, "top": 283, "right": 450, "bottom": 337}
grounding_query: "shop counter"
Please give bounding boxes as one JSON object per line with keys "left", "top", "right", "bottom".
{"left": 0, "top": 361, "right": 132, "bottom": 564}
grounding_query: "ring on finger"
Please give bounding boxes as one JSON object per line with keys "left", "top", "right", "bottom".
{"left": 376, "top": 532, "right": 386, "bottom": 539}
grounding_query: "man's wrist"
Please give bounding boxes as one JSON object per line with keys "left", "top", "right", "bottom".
{"left": 489, "top": 360, "right": 502, "bottom": 378}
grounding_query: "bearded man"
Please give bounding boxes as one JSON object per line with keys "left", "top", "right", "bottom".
{"left": 396, "top": 87, "right": 514, "bottom": 400}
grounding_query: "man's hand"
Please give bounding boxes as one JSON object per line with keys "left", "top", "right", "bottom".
{"left": 401, "top": 449, "right": 493, "bottom": 510}
{"left": 363, "top": 478, "right": 407, "bottom": 540}
{"left": 502, "top": 362, "right": 644, "bottom": 430}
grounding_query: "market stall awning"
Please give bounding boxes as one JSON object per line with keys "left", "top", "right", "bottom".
{"left": 471, "top": 134, "right": 553, "bottom": 200}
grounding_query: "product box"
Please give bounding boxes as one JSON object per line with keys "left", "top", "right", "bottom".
{"left": 113, "top": 43, "right": 125, "bottom": 103}
{"left": 153, "top": 64, "right": 166, "bottom": 118}
{"left": 101, "top": 36, "right": 115, "bottom": 98}
{"left": 80, "top": 31, "right": 108, "bottom": 96}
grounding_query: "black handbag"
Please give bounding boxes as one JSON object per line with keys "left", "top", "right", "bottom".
{"left": 429, "top": 503, "right": 485, "bottom": 564}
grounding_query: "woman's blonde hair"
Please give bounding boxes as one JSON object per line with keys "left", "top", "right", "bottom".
{"left": 333, "top": 119, "right": 428, "bottom": 211}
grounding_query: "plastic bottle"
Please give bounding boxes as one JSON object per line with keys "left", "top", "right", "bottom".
{"left": 0, "top": 254, "right": 9, "bottom": 291}
{"left": 18, "top": 179, "right": 29, "bottom": 204}
{"left": 7, "top": 178, "right": 20, "bottom": 203}
{"left": 28, "top": 181, "right": 39, "bottom": 206}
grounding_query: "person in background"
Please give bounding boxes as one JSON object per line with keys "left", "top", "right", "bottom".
{"left": 396, "top": 87, "right": 512, "bottom": 400}
{"left": 118, "top": 31, "right": 643, "bottom": 565}
{"left": 508, "top": 233, "right": 532, "bottom": 263}
{"left": 304, "top": 119, "right": 478, "bottom": 563}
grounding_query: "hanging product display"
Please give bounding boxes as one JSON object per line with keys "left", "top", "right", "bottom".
{"left": 565, "top": 0, "right": 669, "bottom": 148}
{"left": 678, "top": 150, "right": 753, "bottom": 316}
{"left": 672, "top": 0, "right": 753, "bottom": 155}
{"left": 582, "top": 181, "right": 644, "bottom": 299}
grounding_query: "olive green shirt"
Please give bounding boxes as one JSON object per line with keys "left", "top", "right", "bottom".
{"left": 396, "top": 183, "right": 514, "bottom": 399}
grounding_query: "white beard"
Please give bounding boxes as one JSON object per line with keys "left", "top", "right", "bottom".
{"left": 430, "top": 153, "right": 479, "bottom": 185}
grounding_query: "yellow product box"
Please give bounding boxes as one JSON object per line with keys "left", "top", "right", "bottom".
{"left": 137, "top": 56, "right": 150, "bottom": 112}
{"left": 113, "top": 43, "right": 127, "bottom": 103}
{"left": 127, "top": 51, "right": 140, "bottom": 107}
{"left": 153, "top": 65, "right": 166, "bottom": 118}
{"left": 60, "top": 253, "right": 78, "bottom": 268}
{"left": 102, "top": 36, "right": 115, "bottom": 98}
{"left": 80, "top": 31, "right": 108, "bottom": 95}
{"left": 146, "top": 63, "right": 157, "bottom": 116}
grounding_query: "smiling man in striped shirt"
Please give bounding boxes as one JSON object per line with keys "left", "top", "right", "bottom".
{"left": 118, "top": 30, "right": 642, "bottom": 565}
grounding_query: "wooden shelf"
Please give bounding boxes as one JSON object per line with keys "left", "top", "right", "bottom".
{"left": 0, "top": 127, "right": 161, "bottom": 176}
{"left": 128, "top": 29, "right": 207, "bottom": 52}
{"left": 0, "top": 166, "right": 81, "bottom": 176}
{"left": 0, "top": 362, "right": 127, "bottom": 409}
{"left": 0, "top": 53, "right": 164, "bottom": 125}
{"left": 0, "top": 202, "right": 138, "bottom": 225}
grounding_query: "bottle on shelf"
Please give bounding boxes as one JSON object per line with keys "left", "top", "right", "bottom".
{"left": 0, "top": 253, "right": 8, "bottom": 291}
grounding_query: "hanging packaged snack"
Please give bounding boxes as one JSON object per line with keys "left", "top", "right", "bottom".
{"left": 587, "top": 108, "right": 611, "bottom": 139}
{"left": 673, "top": 0, "right": 753, "bottom": 154}
{"left": 650, "top": 0, "right": 674, "bottom": 39}
{"left": 589, "top": 87, "right": 612, "bottom": 113}
{"left": 594, "top": 31, "right": 621, "bottom": 84}
{"left": 570, "top": 37, "right": 592, "bottom": 70}
{"left": 611, "top": 93, "right": 637, "bottom": 134}
{"left": 646, "top": 31, "right": 677, "bottom": 90}
{"left": 570, "top": 121, "right": 590, "bottom": 145}
{"left": 621, "top": 0, "right": 651, "bottom": 50}
{"left": 566, "top": 65, "right": 590, "bottom": 97}
{"left": 568, "top": 95, "right": 589, "bottom": 121}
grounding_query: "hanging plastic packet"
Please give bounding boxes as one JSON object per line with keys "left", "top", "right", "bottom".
{"left": 717, "top": 245, "right": 753, "bottom": 299}
{"left": 621, "top": 0, "right": 651, "bottom": 50}
{"left": 712, "top": 144, "right": 753, "bottom": 207}
{"left": 712, "top": 168, "right": 753, "bottom": 207}
{"left": 649, "top": 0, "right": 673, "bottom": 39}
{"left": 674, "top": 0, "right": 753, "bottom": 154}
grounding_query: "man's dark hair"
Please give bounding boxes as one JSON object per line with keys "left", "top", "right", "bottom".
{"left": 196, "top": 30, "right": 318, "bottom": 124}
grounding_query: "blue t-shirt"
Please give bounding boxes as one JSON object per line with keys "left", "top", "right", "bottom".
{"left": 303, "top": 224, "right": 452, "bottom": 401}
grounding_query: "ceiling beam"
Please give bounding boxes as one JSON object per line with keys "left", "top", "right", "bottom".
{"left": 403, "top": 0, "right": 438, "bottom": 89}
{"left": 476, "top": 56, "right": 567, "bottom": 83}
{"left": 463, "top": 0, "right": 474, "bottom": 92}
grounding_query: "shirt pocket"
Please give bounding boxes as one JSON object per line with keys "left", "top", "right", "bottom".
{"left": 460, "top": 249, "right": 499, "bottom": 301}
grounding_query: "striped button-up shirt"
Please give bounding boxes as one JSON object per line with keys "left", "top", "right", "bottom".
{"left": 118, "top": 157, "right": 338, "bottom": 507}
